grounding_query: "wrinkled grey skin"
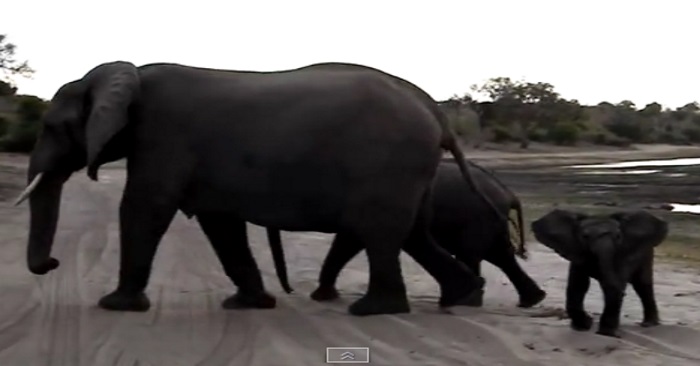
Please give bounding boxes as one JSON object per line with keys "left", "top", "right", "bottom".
{"left": 271, "top": 161, "right": 546, "bottom": 308}
{"left": 265, "top": 161, "right": 546, "bottom": 307}
{"left": 20, "top": 61, "right": 494, "bottom": 316}
{"left": 531, "top": 209, "right": 668, "bottom": 338}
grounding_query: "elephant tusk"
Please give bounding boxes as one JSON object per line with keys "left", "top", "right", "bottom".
{"left": 13, "top": 172, "right": 44, "bottom": 206}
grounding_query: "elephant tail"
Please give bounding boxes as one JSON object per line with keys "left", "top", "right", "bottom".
{"left": 438, "top": 118, "right": 508, "bottom": 226}
{"left": 463, "top": 161, "right": 527, "bottom": 259}
{"left": 266, "top": 228, "right": 294, "bottom": 294}
{"left": 510, "top": 199, "right": 528, "bottom": 260}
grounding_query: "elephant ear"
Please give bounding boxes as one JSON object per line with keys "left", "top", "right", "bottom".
{"left": 611, "top": 210, "right": 668, "bottom": 254}
{"left": 84, "top": 61, "right": 140, "bottom": 181}
{"left": 531, "top": 209, "right": 588, "bottom": 263}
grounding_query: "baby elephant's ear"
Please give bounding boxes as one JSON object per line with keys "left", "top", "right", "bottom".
{"left": 611, "top": 210, "right": 669, "bottom": 253}
{"left": 531, "top": 209, "right": 588, "bottom": 263}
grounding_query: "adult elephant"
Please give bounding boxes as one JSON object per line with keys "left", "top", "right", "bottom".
{"left": 15, "top": 61, "right": 501, "bottom": 316}
{"left": 267, "top": 160, "right": 546, "bottom": 308}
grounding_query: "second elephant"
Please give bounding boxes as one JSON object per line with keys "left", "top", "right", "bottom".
{"left": 266, "top": 161, "right": 547, "bottom": 308}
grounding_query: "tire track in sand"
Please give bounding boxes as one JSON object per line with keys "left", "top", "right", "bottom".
{"left": 1, "top": 165, "right": 700, "bottom": 366}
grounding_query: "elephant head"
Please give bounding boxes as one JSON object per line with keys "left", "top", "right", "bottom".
{"left": 14, "top": 61, "right": 140, "bottom": 275}
{"left": 531, "top": 209, "right": 668, "bottom": 286}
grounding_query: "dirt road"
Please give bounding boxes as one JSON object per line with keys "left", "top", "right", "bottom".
{"left": 2, "top": 163, "right": 700, "bottom": 365}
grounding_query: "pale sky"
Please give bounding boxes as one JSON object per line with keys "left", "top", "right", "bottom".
{"left": 3, "top": 0, "right": 699, "bottom": 109}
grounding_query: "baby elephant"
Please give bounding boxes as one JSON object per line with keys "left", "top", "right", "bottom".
{"left": 309, "top": 161, "right": 546, "bottom": 308}
{"left": 531, "top": 209, "right": 668, "bottom": 338}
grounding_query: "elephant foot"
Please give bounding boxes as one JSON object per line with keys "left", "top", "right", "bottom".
{"left": 348, "top": 293, "right": 410, "bottom": 316}
{"left": 640, "top": 318, "right": 660, "bottom": 328}
{"left": 310, "top": 286, "right": 340, "bottom": 302}
{"left": 98, "top": 290, "right": 151, "bottom": 312}
{"left": 518, "top": 289, "right": 547, "bottom": 308}
{"left": 570, "top": 313, "right": 594, "bottom": 331}
{"left": 438, "top": 276, "right": 485, "bottom": 308}
{"left": 463, "top": 289, "right": 484, "bottom": 307}
{"left": 222, "top": 291, "right": 277, "bottom": 309}
{"left": 596, "top": 327, "right": 621, "bottom": 338}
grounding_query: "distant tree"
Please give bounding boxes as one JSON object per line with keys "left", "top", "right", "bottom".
{"left": 670, "top": 110, "right": 687, "bottom": 121}
{"left": 616, "top": 100, "right": 637, "bottom": 111}
{"left": 536, "top": 98, "right": 584, "bottom": 129}
{"left": 682, "top": 126, "right": 700, "bottom": 143}
{"left": 639, "top": 102, "right": 662, "bottom": 117}
{"left": 547, "top": 121, "right": 580, "bottom": 146}
{"left": 0, "top": 80, "right": 16, "bottom": 96}
{"left": 678, "top": 102, "right": 699, "bottom": 113}
{"left": 472, "top": 77, "right": 564, "bottom": 148}
{"left": 606, "top": 106, "right": 650, "bottom": 142}
{"left": 0, "top": 95, "right": 48, "bottom": 152}
{"left": 440, "top": 94, "right": 480, "bottom": 144}
{"left": 16, "top": 94, "right": 46, "bottom": 121}
{"left": 0, "top": 34, "right": 34, "bottom": 77}
{"left": 0, "top": 116, "right": 9, "bottom": 137}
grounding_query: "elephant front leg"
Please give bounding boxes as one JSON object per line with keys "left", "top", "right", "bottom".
{"left": 98, "top": 192, "right": 178, "bottom": 312}
{"left": 310, "top": 233, "right": 363, "bottom": 302}
{"left": 455, "top": 256, "right": 484, "bottom": 307}
{"left": 597, "top": 281, "right": 626, "bottom": 338}
{"left": 197, "top": 214, "right": 276, "bottom": 309}
{"left": 566, "top": 264, "right": 593, "bottom": 331}
{"left": 631, "top": 258, "right": 660, "bottom": 327}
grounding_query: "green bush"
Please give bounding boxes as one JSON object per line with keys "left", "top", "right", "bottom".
{"left": 16, "top": 95, "right": 47, "bottom": 121}
{"left": 527, "top": 128, "right": 548, "bottom": 142}
{"left": 682, "top": 127, "right": 700, "bottom": 143}
{"left": 0, "top": 116, "right": 9, "bottom": 137}
{"left": 658, "top": 132, "right": 682, "bottom": 144}
{"left": 592, "top": 132, "right": 631, "bottom": 147}
{"left": 546, "top": 121, "right": 580, "bottom": 146}
{"left": 607, "top": 120, "right": 643, "bottom": 141}
{"left": 491, "top": 126, "right": 514, "bottom": 143}
{"left": 0, "top": 117, "right": 42, "bottom": 152}
{"left": 0, "top": 95, "right": 48, "bottom": 153}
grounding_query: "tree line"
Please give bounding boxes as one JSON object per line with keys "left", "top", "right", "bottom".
{"left": 1, "top": 34, "right": 699, "bottom": 153}
{"left": 439, "top": 77, "right": 700, "bottom": 148}
{"left": 0, "top": 34, "right": 45, "bottom": 153}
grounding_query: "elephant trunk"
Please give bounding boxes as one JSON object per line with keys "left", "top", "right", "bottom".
{"left": 592, "top": 240, "right": 625, "bottom": 293}
{"left": 25, "top": 169, "right": 68, "bottom": 275}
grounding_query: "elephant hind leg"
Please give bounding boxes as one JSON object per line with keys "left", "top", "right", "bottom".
{"left": 455, "top": 254, "right": 484, "bottom": 307}
{"left": 443, "top": 230, "right": 485, "bottom": 307}
{"left": 485, "top": 235, "right": 546, "bottom": 308}
{"left": 630, "top": 254, "right": 660, "bottom": 327}
{"left": 311, "top": 233, "right": 363, "bottom": 302}
{"left": 343, "top": 206, "right": 413, "bottom": 316}
{"left": 343, "top": 181, "right": 451, "bottom": 315}
{"left": 401, "top": 192, "right": 484, "bottom": 308}
{"left": 196, "top": 213, "right": 276, "bottom": 310}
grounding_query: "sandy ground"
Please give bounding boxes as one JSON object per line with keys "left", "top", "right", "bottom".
{"left": 1, "top": 147, "right": 700, "bottom": 366}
